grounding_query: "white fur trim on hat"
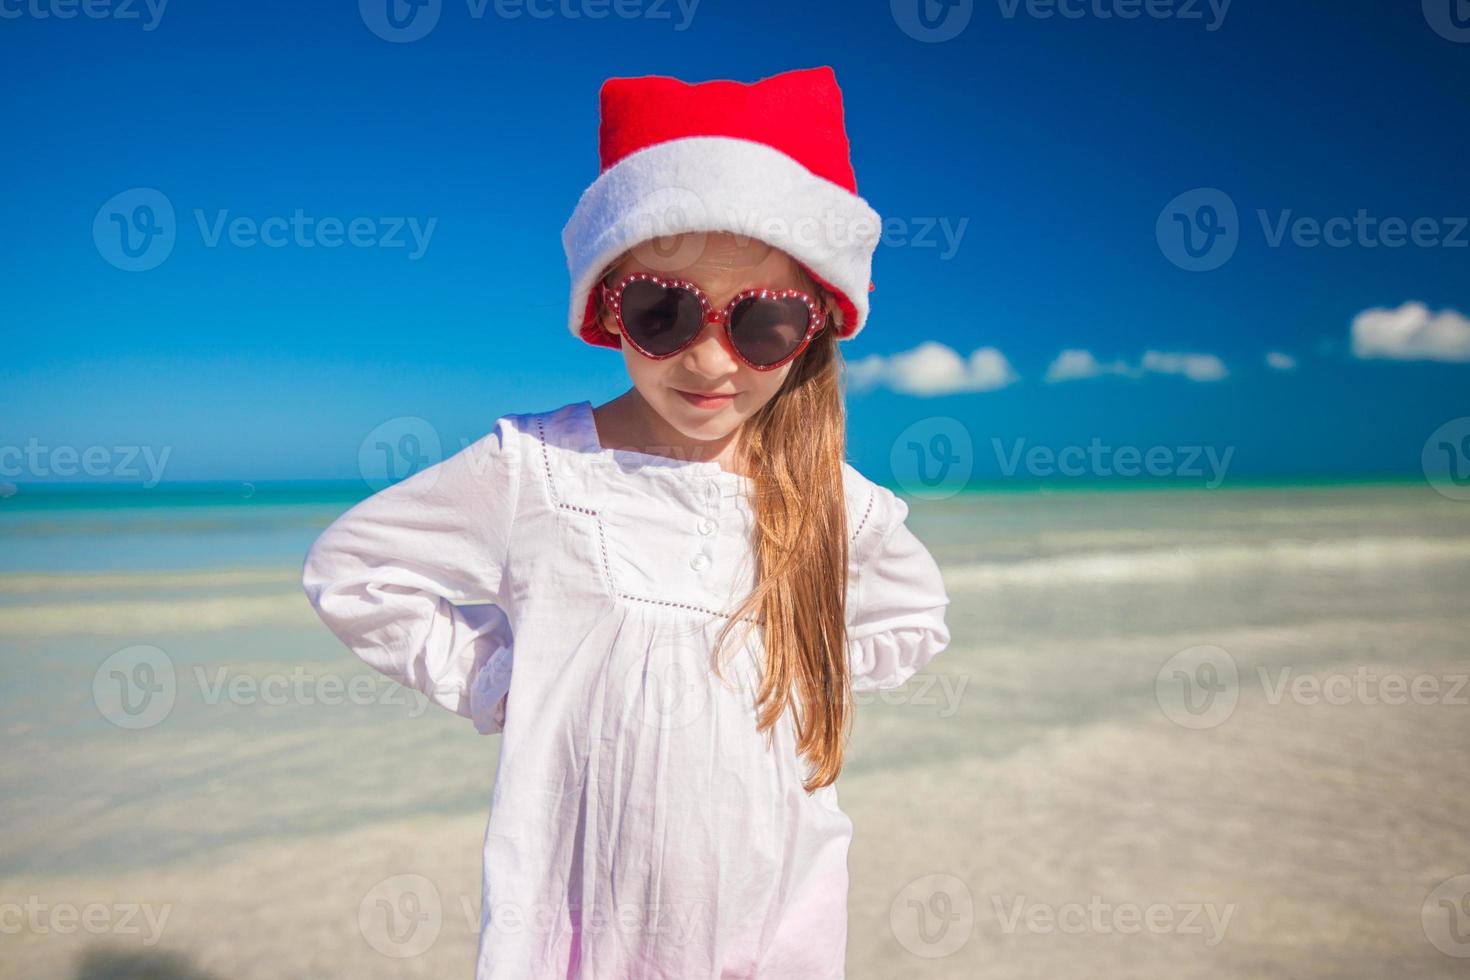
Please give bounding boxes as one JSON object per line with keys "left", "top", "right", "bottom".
{"left": 561, "top": 135, "right": 882, "bottom": 346}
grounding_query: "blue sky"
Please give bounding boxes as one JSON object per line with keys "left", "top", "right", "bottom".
{"left": 2, "top": 0, "right": 1467, "bottom": 487}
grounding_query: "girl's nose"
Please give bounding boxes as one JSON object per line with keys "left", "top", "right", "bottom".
{"left": 682, "top": 314, "right": 740, "bottom": 373}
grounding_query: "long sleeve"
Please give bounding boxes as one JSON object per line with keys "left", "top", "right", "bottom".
{"left": 847, "top": 488, "right": 952, "bottom": 693}
{"left": 301, "top": 414, "right": 521, "bottom": 727}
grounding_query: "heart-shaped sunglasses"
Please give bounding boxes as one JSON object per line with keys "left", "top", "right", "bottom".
{"left": 598, "top": 272, "right": 828, "bottom": 371}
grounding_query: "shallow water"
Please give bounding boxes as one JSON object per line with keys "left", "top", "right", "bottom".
{"left": 2, "top": 481, "right": 1467, "bottom": 978}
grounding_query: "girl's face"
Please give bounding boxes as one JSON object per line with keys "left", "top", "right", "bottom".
{"left": 597, "top": 232, "right": 828, "bottom": 449}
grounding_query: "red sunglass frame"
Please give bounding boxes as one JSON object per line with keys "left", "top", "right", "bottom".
{"left": 598, "top": 271, "right": 828, "bottom": 372}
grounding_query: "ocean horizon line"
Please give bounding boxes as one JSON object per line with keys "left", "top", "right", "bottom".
{"left": 0, "top": 472, "right": 1431, "bottom": 510}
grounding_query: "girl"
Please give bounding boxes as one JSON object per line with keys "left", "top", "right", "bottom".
{"left": 302, "top": 65, "right": 952, "bottom": 979}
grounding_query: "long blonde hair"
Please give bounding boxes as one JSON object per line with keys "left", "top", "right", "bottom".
{"left": 595, "top": 257, "right": 853, "bottom": 793}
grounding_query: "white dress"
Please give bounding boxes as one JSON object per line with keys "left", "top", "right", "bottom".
{"left": 300, "top": 399, "right": 952, "bottom": 979}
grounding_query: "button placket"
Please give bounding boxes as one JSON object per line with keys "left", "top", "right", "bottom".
{"left": 690, "top": 478, "right": 719, "bottom": 570}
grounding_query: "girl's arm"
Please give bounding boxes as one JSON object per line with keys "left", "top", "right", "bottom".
{"left": 300, "top": 415, "right": 521, "bottom": 729}
{"left": 847, "top": 489, "right": 953, "bottom": 693}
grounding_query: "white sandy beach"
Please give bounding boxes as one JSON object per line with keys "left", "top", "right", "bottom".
{"left": 2, "top": 483, "right": 1468, "bottom": 978}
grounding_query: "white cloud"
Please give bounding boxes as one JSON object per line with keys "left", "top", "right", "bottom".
{"left": 1265, "top": 351, "right": 1297, "bottom": 370}
{"left": 1351, "top": 302, "right": 1470, "bottom": 362}
{"left": 847, "top": 342, "right": 1019, "bottom": 396}
{"left": 1045, "top": 348, "right": 1228, "bottom": 383}
{"left": 1044, "top": 349, "right": 1135, "bottom": 382}
{"left": 845, "top": 355, "right": 888, "bottom": 392}
{"left": 1139, "top": 350, "right": 1229, "bottom": 381}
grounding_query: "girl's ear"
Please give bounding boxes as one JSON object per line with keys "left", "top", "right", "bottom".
{"left": 595, "top": 269, "right": 622, "bottom": 337}
{"left": 590, "top": 262, "right": 626, "bottom": 339}
{"left": 598, "top": 291, "right": 621, "bottom": 337}
{"left": 817, "top": 290, "right": 836, "bottom": 331}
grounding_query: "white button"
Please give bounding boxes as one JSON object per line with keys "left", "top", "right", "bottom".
{"left": 698, "top": 518, "right": 716, "bottom": 535}
{"left": 690, "top": 554, "right": 710, "bottom": 571}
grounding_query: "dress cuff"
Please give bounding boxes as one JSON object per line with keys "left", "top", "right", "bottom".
{"left": 848, "top": 621, "right": 949, "bottom": 693}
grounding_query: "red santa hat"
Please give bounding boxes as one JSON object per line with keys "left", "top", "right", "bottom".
{"left": 561, "top": 65, "right": 883, "bottom": 350}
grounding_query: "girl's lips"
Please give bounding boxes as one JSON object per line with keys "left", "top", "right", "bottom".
{"left": 675, "top": 388, "right": 737, "bottom": 409}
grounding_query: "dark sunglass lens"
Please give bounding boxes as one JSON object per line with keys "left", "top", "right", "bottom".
{"left": 728, "top": 297, "right": 812, "bottom": 367}
{"left": 619, "top": 280, "right": 704, "bottom": 356}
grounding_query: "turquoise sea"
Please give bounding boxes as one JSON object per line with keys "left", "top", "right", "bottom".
{"left": 2, "top": 478, "right": 1468, "bottom": 978}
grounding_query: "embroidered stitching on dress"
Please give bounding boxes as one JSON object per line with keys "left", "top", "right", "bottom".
{"left": 536, "top": 411, "right": 759, "bottom": 625}
{"left": 534, "top": 415, "right": 560, "bottom": 508}
{"left": 850, "top": 484, "right": 877, "bottom": 542}
{"left": 622, "top": 593, "right": 759, "bottom": 623}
